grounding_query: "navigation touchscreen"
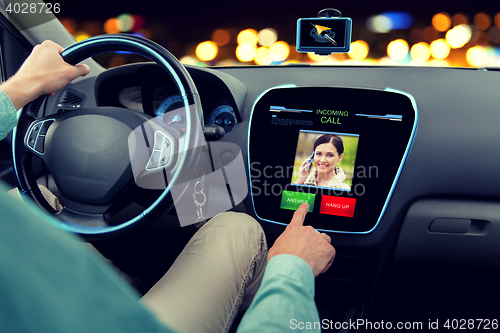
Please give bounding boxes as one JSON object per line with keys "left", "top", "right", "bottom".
{"left": 248, "top": 87, "right": 417, "bottom": 233}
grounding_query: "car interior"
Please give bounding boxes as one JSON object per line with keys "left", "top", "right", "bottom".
{"left": 1, "top": 2, "right": 500, "bottom": 332}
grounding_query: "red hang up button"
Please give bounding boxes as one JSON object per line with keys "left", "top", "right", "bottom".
{"left": 319, "top": 196, "right": 356, "bottom": 218}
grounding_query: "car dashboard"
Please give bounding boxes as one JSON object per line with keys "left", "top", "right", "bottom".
{"left": 37, "top": 62, "right": 500, "bottom": 310}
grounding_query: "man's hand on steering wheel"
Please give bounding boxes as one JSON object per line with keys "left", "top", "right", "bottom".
{"left": 0, "top": 40, "right": 90, "bottom": 110}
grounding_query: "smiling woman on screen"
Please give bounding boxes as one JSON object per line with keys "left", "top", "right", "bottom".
{"left": 295, "top": 134, "right": 351, "bottom": 190}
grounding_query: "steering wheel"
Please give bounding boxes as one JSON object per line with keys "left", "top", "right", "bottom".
{"left": 12, "top": 34, "right": 204, "bottom": 238}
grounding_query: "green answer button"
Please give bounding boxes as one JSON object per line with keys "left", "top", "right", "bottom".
{"left": 280, "top": 191, "right": 315, "bottom": 212}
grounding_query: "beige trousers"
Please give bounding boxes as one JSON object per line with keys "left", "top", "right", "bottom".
{"left": 140, "top": 212, "right": 268, "bottom": 333}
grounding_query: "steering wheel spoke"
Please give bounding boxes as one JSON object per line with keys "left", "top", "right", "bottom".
{"left": 24, "top": 117, "right": 56, "bottom": 157}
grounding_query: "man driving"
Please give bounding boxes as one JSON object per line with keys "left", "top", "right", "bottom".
{"left": 0, "top": 40, "right": 335, "bottom": 333}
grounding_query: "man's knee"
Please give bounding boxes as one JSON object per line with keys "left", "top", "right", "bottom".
{"left": 208, "top": 212, "right": 266, "bottom": 246}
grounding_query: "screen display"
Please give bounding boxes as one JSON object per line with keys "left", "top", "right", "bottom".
{"left": 249, "top": 87, "right": 417, "bottom": 233}
{"left": 296, "top": 18, "right": 352, "bottom": 54}
{"left": 283, "top": 130, "right": 360, "bottom": 217}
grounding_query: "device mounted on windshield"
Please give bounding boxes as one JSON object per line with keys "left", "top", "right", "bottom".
{"left": 296, "top": 8, "right": 352, "bottom": 55}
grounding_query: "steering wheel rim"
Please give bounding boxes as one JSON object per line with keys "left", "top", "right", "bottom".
{"left": 12, "top": 34, "right": 204, "bottom": 238}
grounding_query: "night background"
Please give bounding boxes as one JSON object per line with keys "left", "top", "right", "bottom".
{"left": 53, "top": 0, "right": 500, "bottom": 67}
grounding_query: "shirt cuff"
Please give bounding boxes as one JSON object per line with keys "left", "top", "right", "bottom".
{"left": 266, "top": 254, "right": 315, "bottom": 298}
{"left": 0, "top": 89, "right": 18, "bottom": 141}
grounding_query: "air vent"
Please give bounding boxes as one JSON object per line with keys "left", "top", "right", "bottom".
{"left": 57, "top": 89, "right": 85, "bottom": 109}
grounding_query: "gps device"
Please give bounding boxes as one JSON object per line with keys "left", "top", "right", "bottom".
{"left": 296, "top": 8, "right": 352, "bottom": 55}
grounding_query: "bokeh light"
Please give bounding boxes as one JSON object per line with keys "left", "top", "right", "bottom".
{"left": 212, "top": 29, "right": 231, "bottom": 46}
{"left": 430, "top": 39, "right": 451, "bottom": 59}
{"left": 255, "top": 47, "right": 272, "bottom": 65}
{"left": 60, "top": 18, "right": 77, "bottom": 35}
{"left": 132, "top": 15, "right": 145, "bottom": 31}
{"left": 138, "top": 29, "right": 152, "bottom": 40}
{"left": 77, "top": 8, "right": 500, "bottom": 68}
{"left": 367, "top": 12, "right": 412, "bottom": 33}
{"left": 117, "top": 14, "right": 134, "bottom": 32}
{"left": 180, "top": 56, "right": 201, "bottom": 66}
{"left": 432, "top": 13, "right": 451, "bottom": 32}
{"left": 495, "top": 13, "right": 500, "bottom": 28}
{"left": 489, "top": 27, "right": 500, "bottom": 44}
{"left": 452, "top": 13, "right": 469, "bottom": 26}
{"left": 104, "top": 18, "right": 122, "bottom": 34}
{"left": 383, "top": 12, "right": 413, "bottom": 29}
{"left": 74, "top": 31, "right": 90, "bottom": 42}
{"left": 236, "top": 43, "right": 257, "bottom": 62}
{"left": 474, "top": 12, "right": 491, "bottom": 31}
{"left": 269, "top": 41, "right": 290, "bottom": 62}
{"left": 423, "top": 26, "right": 440, "bottom": 43}
{"left": 237, "top": 29, "right": 258, "bottom": 46}
{"left": 367, "top": 15, "right": 392, "bottom": 33}
{"left": 446, "top": 24, "right": 472, "bottom": 48}
{"left": 387, "top": 39, "right": 409, "bottom": 61}
{"left": 258, "top": 28, "right": 278, "bottom": 47}
{"left": 466, "top": 45, "right": 488, "bottom": 67}
{"left": 348, "top": 40, "right": 369, "bottom": 61}
{"left": 108, "top": 55, "right": 126, "bottom": 68}
{"left": 196, "top": 41, "right": 218, "bottom": 62}
{"left": 307, "top": 53, "right": 330, "bottom": 62}
{"left": 410, "top": 42, "right": 431, "bottom": 62}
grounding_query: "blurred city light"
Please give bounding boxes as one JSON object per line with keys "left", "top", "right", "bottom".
{"left": 117, "top": 14, "right": 134, "bottom": 32}
{"left": 212, "top": 29, "right": 231, "bottom": 46}
{"left": 269, "top": 41, "right": 290, "bottom": 62}
{"left": 307, "top": 53, "right": 326, "bottom": 62}
{"left": 452, "top": 13, "right": 469, "bottom": 26}
{"left": 430, "top": 39, "right": 451, "bottom": 59}
{"left": 495, "top": 13, "right": 500, "bottom": 28}
{"left": 258, "top": 28, "right": 278, "bottom": 47}
{"left": 474, "top": 12, "right": 492, "bottom": 31}
{"left": 410, "top": 42, "right": 431, "bottom": 62}
{"left": 104, "top": 18, "right": 122, "bottom": 34}
{"left": 132, "top": 15, "right": 145, "bottom": 31}
{"left": 180, "top": 55, "right": 201, "bottom": 66}
{"left": 255, "top": 47, "right": 272, "bottom": 65}
{"left": 108, "top": 55, "right": 126, "bottom": 68}
{"left": 132, "top": 32, "right": 146, "bottom": 38}
{"left": 70, "top": 8, "right": 500, "bottom": 68}
{"left": 446, "top": 24, "right": 472, "bottom": 48}
{"left": 236, "top": 43, "right": 257, "bottom": 62}
{"left": 237, "top": 29, "right": 258, "bottom": 45}
{"left": 196, "top": 41, "right": 218, "bottom": 62}
{"left": 466, "top": 45, "right": 488, "bottom": 67}
{"left": 60, "top": 18, "right": 77, "bottom": 35}
{"left": 387, "top": 39, "right": 409, "bottom": 61}
{"left": 367, "top": 12, "right": 412, "bottom": 33}
{"left": 384, "top": 12, "right": 413, "bottom": 29}
{"left": 348, "top": 40, "right": 369, "bottom": 61}
{"left": 432, "top": 13, "right": 451, "bottom": 32}
{"left": 367, "top": 15, "right": 391, "bottom": 33}
{"left": 489, "top": 27, "right": 500, "bottom": 44}
{"left": 75, "top": 31, "right": 90, "bottom": 42}
{"left": 137, "top": 29, "right": 151, "bottom": 39}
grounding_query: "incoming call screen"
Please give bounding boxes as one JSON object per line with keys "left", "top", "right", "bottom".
{"left": 282, "top": 129, "right": 360, "bottom": 218}
{"left": 249, "top": 87, "right": 417, "bottom": 233}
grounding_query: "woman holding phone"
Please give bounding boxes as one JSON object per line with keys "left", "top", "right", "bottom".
{"left": 295, "top": 134, "right": 351, "bottom": 190}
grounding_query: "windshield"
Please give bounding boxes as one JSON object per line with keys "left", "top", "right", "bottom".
{"left": 37, "top": 1, "right": 500, "bottom": 68}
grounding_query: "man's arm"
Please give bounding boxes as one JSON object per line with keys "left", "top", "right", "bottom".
{"left": 237, "top": 203, "right": 335, "bottom": 332}
{"left": 0, "top": 40, "right": 90, "bottom": 110}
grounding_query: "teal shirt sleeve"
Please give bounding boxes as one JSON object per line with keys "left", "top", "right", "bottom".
{"left": 0, "top": 182, "right": 177, "bottom": 333}
{"left": 0, "top": 89, "right": 18, "bottom": 141}
{"left": 237, "top": 254, "right": 321, "bottom": 333}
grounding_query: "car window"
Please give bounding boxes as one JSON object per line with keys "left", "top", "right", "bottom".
{"left": 58, "top": 3, "right": 500, "bottom": 69}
